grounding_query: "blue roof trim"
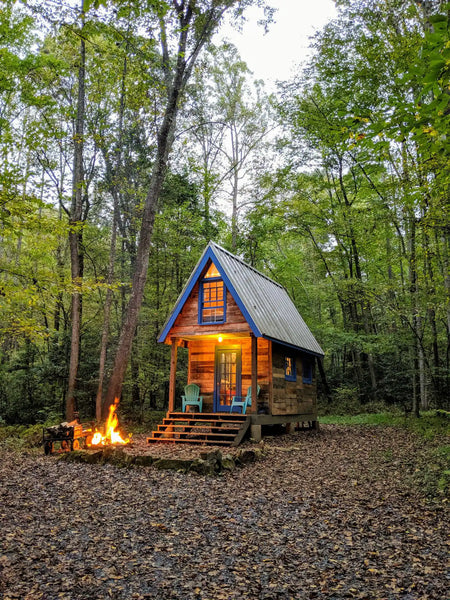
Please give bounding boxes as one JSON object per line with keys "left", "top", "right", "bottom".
{"left": 264, "top": 335, "right": 324, "bottom": 358}
{"left": 158, "top": 245, "right": 262, "bottom": 343}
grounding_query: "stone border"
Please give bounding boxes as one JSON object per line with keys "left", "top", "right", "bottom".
{"left": 57, "top": 447, "right": 264, "bottom": 475}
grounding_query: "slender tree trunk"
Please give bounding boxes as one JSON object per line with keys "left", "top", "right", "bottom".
{"left": 408, "top": 212, "right": 422, "bottom": 417}
{"left": 96, "top": 49, "right": 127, "bottom": 421}
{"left": 442, "top": 230, "right": 450, "bottom": 397}
{"left": 102, "top": 151, "right": 171, "bottom": 418}
{"left": 96, "top": 202, "right": 118, "bottom": 421}
{"left": 65, "top": 1, "right": 86, "bottom": 421}
{"left": 230, "top": 125, "right": 239, "bottom": 251}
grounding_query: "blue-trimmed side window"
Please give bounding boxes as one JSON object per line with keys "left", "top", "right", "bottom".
{"left": 302, "top": 359, "right": 313, "bottom": 384}
{"left": 285, "top": 356, "right": 296, "bottom": 381}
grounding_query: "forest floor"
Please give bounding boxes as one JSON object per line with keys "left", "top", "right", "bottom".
{"left": 0, "top": 424, "right": 448, "bottom": 600}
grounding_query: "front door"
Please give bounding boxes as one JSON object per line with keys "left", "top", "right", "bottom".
{"left": 214, "top": 346, "right": 241, "bottom": 412}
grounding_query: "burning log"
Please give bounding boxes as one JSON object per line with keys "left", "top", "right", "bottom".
{"left": 87, "top": 401, "right": 131, "bottom": 447}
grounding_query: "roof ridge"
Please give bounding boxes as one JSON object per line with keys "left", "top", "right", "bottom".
{"left": 208, "top": 241, "right": 284, "bottom": 290}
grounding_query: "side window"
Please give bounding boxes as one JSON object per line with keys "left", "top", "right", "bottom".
{"left": 285, "top": 356, "right": 296, "bottom": 381}
{"left": 302, "top": 358, "right": 313, "bottom": 384}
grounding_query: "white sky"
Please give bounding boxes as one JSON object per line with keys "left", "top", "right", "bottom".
{"left": 219, "top": 0, "right": 337, "bottom": 87}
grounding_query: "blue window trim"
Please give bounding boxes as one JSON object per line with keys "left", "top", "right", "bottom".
{"left": 285, "top": 356, "right": 296, "bottom": 381}
{"left": 302, "top": 358, "right": 313, "bottom": 384}
{"left": 198, "top": 276, "right": 227, "bottom": 325}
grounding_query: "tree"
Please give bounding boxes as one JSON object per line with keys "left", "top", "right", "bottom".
{"left": 65, "top": 0, "right": 87, "bottom": 421}
{"left": 256, "top": 0, "right": 450, "bottom": 410}
{"left": 101, "top": 0, "right": 271, "bottom": 419}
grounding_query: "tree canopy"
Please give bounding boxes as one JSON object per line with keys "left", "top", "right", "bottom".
{"left": 0, "top": 0, "right": 448, "bottom": 425}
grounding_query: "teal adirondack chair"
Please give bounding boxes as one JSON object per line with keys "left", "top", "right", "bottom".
{"left": 230, "top": 385, "right": 260, "bottom": 414}
{"left": 181, "top": 384, "right": 203, "bottom": 412}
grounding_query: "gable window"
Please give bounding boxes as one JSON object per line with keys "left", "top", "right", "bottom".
{"left": 199, "top": 263, "right": 226, "bottom": 324}
{"left": 285, "top": 356, "right": 296, "bottom": 381}
{"left": 302, "top": 358, "right": 313, "bottom": 384}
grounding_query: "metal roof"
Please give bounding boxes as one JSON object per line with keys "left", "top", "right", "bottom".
{"left": 209, "top": 242, "right": 324, "bottom": 356}
{"left": 158, "top": 241, "right": 324, "bottom": 357}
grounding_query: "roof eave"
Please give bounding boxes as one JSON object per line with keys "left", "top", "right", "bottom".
{"left": 263, "top": 335, "right": 325, "bottom": 358}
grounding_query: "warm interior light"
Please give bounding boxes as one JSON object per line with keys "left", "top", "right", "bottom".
{"left": 218, "top": 335, "right": 223, "bottom": 343}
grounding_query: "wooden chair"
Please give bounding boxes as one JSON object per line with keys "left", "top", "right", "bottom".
{"left": 181, "top": 383, "right": 203, "bottom": 412}
{"left": 230, "top": 385, "right": 260, "bottom": 414}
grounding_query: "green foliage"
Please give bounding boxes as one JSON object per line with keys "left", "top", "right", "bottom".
{"left": 0, "top": 423, "right": 44, "bottom": 450}
{"left": 244, "top": 0, "right": 450, "bottom": 413}
{"left": 319, "top": 412, "right": 403, "bottom": 426}
{"left": 320, "top": 410, "right": 450, "bottom": 438}
{"left": 412, "top": 443, "right": 450, "bottom": 500}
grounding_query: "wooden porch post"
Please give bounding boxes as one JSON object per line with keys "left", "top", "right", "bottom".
{"left": 168, "top": 338, "right": 178, "bottom": 413}
{"left": 251, "top": 333, "right": 258, "bottom": 410}
{"left": 250, "top": 333, "right": 262, "bottom": 441}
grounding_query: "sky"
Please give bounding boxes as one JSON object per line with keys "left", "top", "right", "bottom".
{"left": 218, "top": 0, "right": 337, "bottom": 88}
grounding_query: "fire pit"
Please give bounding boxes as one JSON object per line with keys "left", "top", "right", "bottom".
{"left": 89, "top": 402, "right": 132, "bottom": 447}
{"left": 42, "top": 401, "right": 131, "bottom": 455}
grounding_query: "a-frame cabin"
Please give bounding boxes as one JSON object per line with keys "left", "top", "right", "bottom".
{"left": 147, "top": 241, "right": 324, "bottom": 446}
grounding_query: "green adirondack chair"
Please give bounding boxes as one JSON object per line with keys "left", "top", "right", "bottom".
{"left": 230, "top": 385, "right": 260, "bottom": 414}
{"left": 181, "top": 384, "right": 203, "bottom": 412}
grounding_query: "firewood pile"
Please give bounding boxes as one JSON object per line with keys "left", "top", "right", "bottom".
{"left": 42, "top": 420, "right": 93, "bottom": 454}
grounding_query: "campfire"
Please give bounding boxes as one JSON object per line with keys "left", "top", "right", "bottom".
{"left": 88, "top": 401, "right": 131, "bottom": 447}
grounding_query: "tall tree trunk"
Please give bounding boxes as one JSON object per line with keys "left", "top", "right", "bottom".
{"left": 230, "top": 125, "right": 239, "bottom": 251}
{"left": 101, "top": 10, "right": 190, "bottom": 419}
{"left": 65, "top": 1, "right": 86, "bottom": 421}
{"left": 442, "top": 230, "right": 450, "bottom": 397}
{"left": 100, "top": 2, "right": 244, "bottom": 419}
{"left": 408, "top": 211, "right": 422, "bottom": 417}
{"left": 96, "top": 48, "right": 128, "bottom": 421}
{"left": 95, "top": 201, "right": 118, "bottom": 421}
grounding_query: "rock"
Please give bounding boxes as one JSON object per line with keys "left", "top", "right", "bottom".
{"left": 84, "top": 451, "right": 104, "bottom": 464}
{"left": 200, "top": 450, "right": 222, "bottom": 463}
{"left": 236, "top": 449, "right": 256, "bottom": 464}
{"left": 198, "top": 450, "right": 222, "bottom": 472}
{"left": 133, "top": 455, "right": 154, "bottom": 467}
{"left": 58, "top": 450, "right": 86, "bottom": 463}
{"left": 189, "top": 458, "right": 216, "bottom": 475}
{"left": 153, "top": 458, "right": 192, "bottom": 472}
{"left": 57, "top": 450, "right": 105, "bottom": 464}
{"left": 253, "top": 447, "right": 264, "bottom": 460}
{"left": 221, "top": 454, "right": 235, "bottom": 471}
{"left": 102, "top": 447, "right": 127, "bottom": 466}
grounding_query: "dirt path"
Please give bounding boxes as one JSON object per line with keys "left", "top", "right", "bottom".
{"left": 0, "top": 425, "right": 448, "bottom": 599}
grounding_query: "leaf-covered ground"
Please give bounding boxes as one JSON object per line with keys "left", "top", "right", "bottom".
{"left": 0, "top": 425, "right": 448, "bottom": 600}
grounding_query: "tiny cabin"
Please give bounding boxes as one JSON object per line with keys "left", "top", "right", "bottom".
{"left": 152, "top": 241, "right": 324, "bottom": 444}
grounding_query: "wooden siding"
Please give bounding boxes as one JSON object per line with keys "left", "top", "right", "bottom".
{"left": 271, "top": 345, "right": 317, "bottom": 416}
{"left": 169, "top": 283, "right": 251, "bottom": 339}
{"left": 187, "top": 336, "right": 271, "bottom": 413}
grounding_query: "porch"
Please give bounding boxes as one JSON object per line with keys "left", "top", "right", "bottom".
{"left": 166, "top": 333, "right": 265, "bottom": 416}
{"left": 146, "top": 410, "right": 318, "bottom": 446}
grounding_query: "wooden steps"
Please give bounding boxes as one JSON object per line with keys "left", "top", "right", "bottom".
{"left": 147, "top": 411, "right": 250, "bottom": 447}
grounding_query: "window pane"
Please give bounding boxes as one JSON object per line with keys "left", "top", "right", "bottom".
{"left": 201, "top": 279, "right": 224, "bottom": 323}
{"left": 204, "top": 263, "right": 220, "bottom": 278}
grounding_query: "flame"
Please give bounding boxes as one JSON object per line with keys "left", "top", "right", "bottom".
{"left": 88, "top": 401, "right": 131, "bottom": 446}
